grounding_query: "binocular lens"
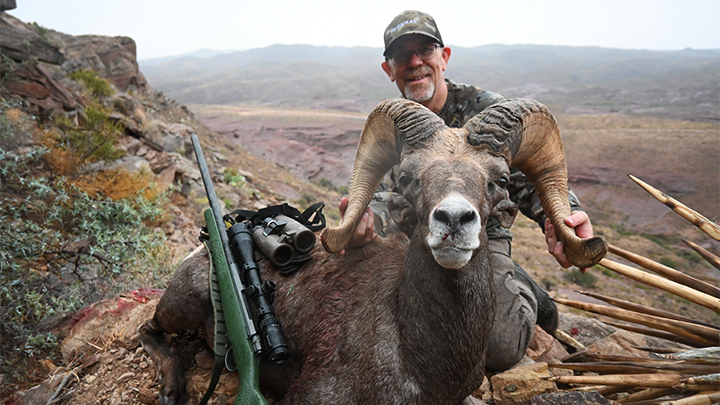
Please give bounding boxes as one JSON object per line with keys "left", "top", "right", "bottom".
{"left": 294, "top": 231, "right": 315, "bottom": 253}
{"left": 272, "top": 244, "right": 293, "bottom": 267}
{"left": 275, "top": 215, "right": 316, "bottom": 253}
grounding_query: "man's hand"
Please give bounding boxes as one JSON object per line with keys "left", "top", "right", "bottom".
{"left": 338, "top": 197, "right": 375, "bottom": 254}
{"left": 545, "top": 211, "right": 593, "bottom": 273}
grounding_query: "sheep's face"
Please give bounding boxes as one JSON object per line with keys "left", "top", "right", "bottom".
{"left": 399, "top": 143, "right": 516, "bottom": 269}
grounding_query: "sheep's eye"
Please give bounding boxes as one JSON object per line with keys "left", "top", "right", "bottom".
{"left": 398, "top": 175, "right": 413, "bottom": 188}
{"left": 496, "top": 177, "right": 509, "bottom": 189}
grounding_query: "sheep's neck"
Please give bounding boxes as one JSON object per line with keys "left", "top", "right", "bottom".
{"left": 395, "top": 234, "right": 495, "bottom": 401}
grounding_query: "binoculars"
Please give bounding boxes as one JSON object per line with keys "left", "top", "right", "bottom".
{"left": 252, "top": 215, "right": 316, "bottom": 267}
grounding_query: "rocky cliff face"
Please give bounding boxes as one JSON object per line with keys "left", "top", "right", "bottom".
{"left": 0, "top": 12, "right": 341, "bottom": 402}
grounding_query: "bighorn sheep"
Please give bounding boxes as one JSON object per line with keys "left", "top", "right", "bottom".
{"left": 139, "top": 98, "right": 607, "bottom": 405}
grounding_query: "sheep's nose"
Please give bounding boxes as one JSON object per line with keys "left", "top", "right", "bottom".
{"left": 432, "top": 199, "right": 478, "bottom": 233}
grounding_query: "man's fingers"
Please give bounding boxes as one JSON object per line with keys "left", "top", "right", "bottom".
{"left": 339, "top": 197, "right": 349, "bottom": 220}
{"left": 545, "top": 219, "right": 557, "bottom": 255}
{"left": 565, "top": 211, "right": 593, "bottom": 238}
{"left": 364, "top": 208, "right": 375, "bottom": 243}
{"left": 554, "top": 241, "right": 572, "bottom": 268}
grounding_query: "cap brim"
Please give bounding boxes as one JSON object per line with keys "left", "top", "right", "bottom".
{"left": 383, "top": 31, "right": 444, "bottom": 56}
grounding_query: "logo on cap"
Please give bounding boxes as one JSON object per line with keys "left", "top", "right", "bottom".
{"left": 383, "top": 10, "right": 443, "bottom": 56}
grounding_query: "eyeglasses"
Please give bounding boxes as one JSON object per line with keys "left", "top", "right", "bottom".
{"left": 389, "top": 43, "right": 440, "bottom": 65}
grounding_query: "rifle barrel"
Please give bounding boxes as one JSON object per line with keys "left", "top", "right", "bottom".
{"left": 191, "top": 134, "right": 262, "bottom": 357}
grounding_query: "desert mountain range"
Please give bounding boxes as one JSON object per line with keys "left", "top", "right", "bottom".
{"left": 141, "top": 44, "right": 720, "bottom": 121}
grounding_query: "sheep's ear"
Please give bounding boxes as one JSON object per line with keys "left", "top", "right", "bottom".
{"left": 491, "top": 199, "right": 518, "bottom": 228}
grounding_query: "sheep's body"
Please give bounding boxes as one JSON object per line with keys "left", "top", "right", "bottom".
{"left": 139, "top": 98, "right": 606, "bottom": 405}
{"left": 142, "top": 230, "right": 494, "bottom": 404}
{"left": 264, "top": 234, "right": 493, "bottom": 404}
{"left": 142, "top": 145, "right": 505, "bottom": 405}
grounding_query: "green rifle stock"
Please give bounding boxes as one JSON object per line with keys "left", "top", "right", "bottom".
{"left": 204, "top": 209, "right": 267, "bottom": 405}
{"left": 192, "top": 134, "right": 267, "bottom": 405}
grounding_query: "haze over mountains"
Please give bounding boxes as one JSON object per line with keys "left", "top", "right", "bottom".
{"left": 141, "top": 44, "right": 720, "bottom": 121}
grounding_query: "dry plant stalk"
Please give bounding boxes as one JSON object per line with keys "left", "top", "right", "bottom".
{"left": 546, "top": 373, "right": 716, "bottom": 391}
{"left": 628, "top": 174, "right": 720, "bottom": 241}
{"left": 660, "top": 347, "right": 720, "bottom": 362}
{"left": 656, "top": 391, "right": 720, "bottom": 405}
{"left": 682, "top": 239, "right": 720, "bottom": 271}
{"left": 548, "top": 361, "right": 718, "bottom": 375}
{"left": 554, "top": 297, "right": 718, "bottom": 346}
{"left": 598, "top": 258, "right": 720, "bottom": 313}
{"left": 617, "top": 387, "right": 677, "bottom": 403}
{"left": 553, "top": 329, "right": 586, "bottom": 351}
{"left": 608, "top": 244, "right": 720, "bottom": 298}
{"left": 577, "top": 290, "right": 719, "bottom": 328}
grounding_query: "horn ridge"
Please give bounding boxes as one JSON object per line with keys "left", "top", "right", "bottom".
{"left": 464, "top": 98, "right": 547, "bottom": 157}
{"left": 377, "top": 98, "right": 446, "bottom": 146}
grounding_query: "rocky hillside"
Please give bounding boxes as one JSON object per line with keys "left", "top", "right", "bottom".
{"left": 0, "top": 11, "right": 342, "bottom": 402}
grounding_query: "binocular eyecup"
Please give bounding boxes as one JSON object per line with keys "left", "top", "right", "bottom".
{"left": 252, "top": 215, "right": 316, "bottom": 267}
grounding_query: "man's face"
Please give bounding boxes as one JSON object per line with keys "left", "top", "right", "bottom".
{"left": 382, "top": 34, "right": 451, "bottom": 107}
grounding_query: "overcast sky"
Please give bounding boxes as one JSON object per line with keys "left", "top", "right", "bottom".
{"left": 10, "top": 0, "right": 720, "bottom": 60}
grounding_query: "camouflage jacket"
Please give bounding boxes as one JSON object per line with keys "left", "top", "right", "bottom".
{"left": 374, "top": 79, "right": 582, "bottom": 239}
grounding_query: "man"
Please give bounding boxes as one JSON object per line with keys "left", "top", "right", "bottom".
{"left": 339, "top": 10, "right": 594, "bottom": 371}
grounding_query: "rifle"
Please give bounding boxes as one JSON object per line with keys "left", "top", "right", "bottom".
{"left": 191, "top": 134, "right": 288, "bottom": 405}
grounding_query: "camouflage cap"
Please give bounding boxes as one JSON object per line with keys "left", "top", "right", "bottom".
{"left": 383, "top": 10, "right": 444, "bottom": 57}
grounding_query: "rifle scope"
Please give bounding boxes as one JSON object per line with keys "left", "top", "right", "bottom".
{"left": 227, "top": 222, "right": 290, "bottom": 363}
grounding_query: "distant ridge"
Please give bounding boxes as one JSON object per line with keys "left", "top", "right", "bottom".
{"left": 139, "top": 47, "right": 245, "bottom": 66}
{"left": 141, "top": 44, "right": 720, "bottom": 121}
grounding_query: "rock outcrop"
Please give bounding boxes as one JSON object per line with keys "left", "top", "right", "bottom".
{"left": 0, "top": 13, "right": 64, "bottom": 64}
{"left": 0, "top": 0, "right": 16, "bottom": 11}
{"left": 1, "top": 12, "right": 147, "bottom": 118}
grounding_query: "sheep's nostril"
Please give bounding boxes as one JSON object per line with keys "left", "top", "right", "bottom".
{"left": 459, "top": 211, "right": 476, "bottom": 225}
{"left": 433, "top": 209, "right": 451, "bottom": 225}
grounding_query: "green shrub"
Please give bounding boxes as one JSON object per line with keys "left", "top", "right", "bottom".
{"left": 681, "top": 250, "right": 704, "bottom": 264}
{"left": 540, "top": 276, "right": 556, "bottom": 290}
{"left": 642, "top": 233, "right": 675, "bottom": 248}
{"left": 223, "top": 167, "right": 246, "bottom": 188}
{"left": 317, "top": 178, "right": 337, "bottom": 191}
{"left": 52, "top": 102, "right": 125, "bottom": 163}
{"left": 30, "top": 22, "right": 50, "bottom": 41}
{"left": 563, "top": 268, "right": 599, "bottom": 288}
{"left": 0, "top": 147, "right": 173, "bottom": 375}
{"left": 659, "top": 257, "right": 678, "bottom": 269}
{"left": 301, "top": 192, "right": 315, "bottom": 204}
{"left": 69, "top": 69, "right": 113, "bottom": 98}
{"left": 601, "top": 268, "right": 618, "bottom": 278}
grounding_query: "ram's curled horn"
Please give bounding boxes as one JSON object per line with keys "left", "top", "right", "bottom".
{"left": 464, "top": 98, "right": 608, "bottom": 268}
{"left": 321, "top": 99, "right": 445, "bottom": 253}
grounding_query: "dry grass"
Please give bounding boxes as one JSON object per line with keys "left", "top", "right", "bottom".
{"left": 73, "top": 168, "right": 154, "bottom": 200}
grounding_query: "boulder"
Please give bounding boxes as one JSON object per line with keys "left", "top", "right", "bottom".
{"left": 58, "top": 33, "right": 148, "bottom": 91}
{"left": 526, "top": 325, "right": 570, "bottom": 364}
{"left": 58, "top": 289, "right": 163, "bottom": 360}
{"left": 531, "top": 390, "right": 618, "bottom": 405}
{"left": 557, "top": 312, "right": 617, "bottom": 347}
{"left": 0, "top": 0, "right": 16, "bottom": 11}
{"left": 491, "top": 362, "right": 558, "bottom": 405}
{"left": 584, "top": 329, "right": 649, "bottom": 358}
